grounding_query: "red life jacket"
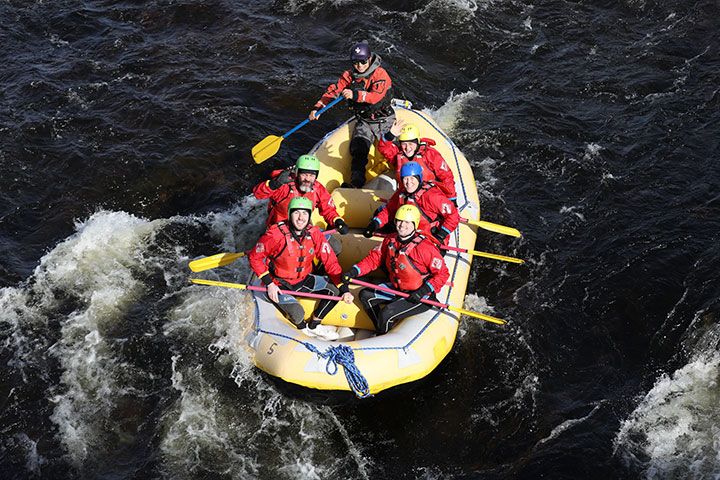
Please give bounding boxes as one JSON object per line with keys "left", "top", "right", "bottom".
{"left": 269, "top": 183, "right": 318, "bottom": 222}
{"left": 268, "top": 223, "right": 316, "bottom": 285}
{"left": 398, "top": 184, "right": 435, "bottom": 231}
{"left": 394, "top": 152, "right": 435, "bottom": 185}
{"left": 385, "top": 235, "right": 429, "bottom": 291}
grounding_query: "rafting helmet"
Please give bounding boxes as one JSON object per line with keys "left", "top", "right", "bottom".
{"left": 398, "top": 124, "right": 420, "bottom": 143}
{"left": 295, "top": 154, "right": 320, "bottom": 176}
{"left": 288, "top": 196, "right": 313, "bottom": 216}
{"left": 395, "top": 204, "right": 421, "bottom": 230}
{"left": 350, "top": 41, "right": 371, "bottom": 62}
{"left": 400, "top": 161, "right": 423, "bottom": 182}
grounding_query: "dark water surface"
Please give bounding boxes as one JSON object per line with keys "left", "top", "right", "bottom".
{"left": 2, "top": 0, "right": 720, "bottom": 478}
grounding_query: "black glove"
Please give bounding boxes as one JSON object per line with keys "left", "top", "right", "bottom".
{"left": 339, "top": 283, "right": 350, "bottom": 295}
{"left": 334, "top": 218, "right": 349, "bottom": 235}
{"left": 431, "top": 226, "right": 449, "bottom": 244}
{"left": 341, "top": 269, "right": 358, "bottom": 284}
{"left": 363, "top": 219, "right": 379, "bottom": 238}
{"left": 268, "top": 168, "right": 294, "bottom": 190}
{"left": 407, "top": 284, "right": 432, "bottom": 303}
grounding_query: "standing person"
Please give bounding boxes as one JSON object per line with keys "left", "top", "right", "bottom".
{"left": 363, "top": 162, "right": 459, "bottom": 246}
{"left": 252, "top": 154, "right": 349, "bottom": 234}
{"left": 378, "top": 119, "right": 457, "bottom": 201}
{"left": 342, "top": 205, "right": 449, "bottom": 334}
{"left": 309, "top": 41, "right": 395, "bottom": 188}
{"left": 249, "top": 197, "right": 354, "bottom": 340}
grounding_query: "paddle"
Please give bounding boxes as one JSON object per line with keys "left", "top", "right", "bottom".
{"left": 349, "top": 278, "right": 506, "bottom": 325}
{"left": 188, "top": 229, "right": 338, "bottom": 272}
{"left": 190, "top": 278, "right": 344, "bottom": 302}
{"left": 460, "top": 218, "right": 522, "bottom": 238}
{"left": 189, "top": 252, "right": 246, "bottom": 272}
{"left": 252, "top": 96, "right": 345, "bottom": 164}
{"left": 440, "top": 244, "right": 524, "bottom": 264}
{"left": 370, "top": 232, "right": 524, "bottom": 264}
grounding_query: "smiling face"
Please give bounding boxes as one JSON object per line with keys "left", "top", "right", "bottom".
{"left": 290, "top": 209, "right": 310, "bottom": 231}
{"left": 296, "top": 171, "right": 317, "bottom": 193}
{"left": 402, "top": 175, "right": 420, "bottom": 194}
{"left": 400, "top": 141, "right": 418, "bottom": 157}
{"left": 352, "top": 58, "right": 370, "bottom": 73}
{"left": 394, "top": 218, "right": 416, "bottom": 238}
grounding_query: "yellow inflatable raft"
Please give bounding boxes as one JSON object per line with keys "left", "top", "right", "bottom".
{"left": 246, "top": 100, "right": 481, "bottom": 396}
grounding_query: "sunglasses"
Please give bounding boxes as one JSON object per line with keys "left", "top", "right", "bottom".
{"left": 352, "top": 59, "right": 369, "bottom": 66}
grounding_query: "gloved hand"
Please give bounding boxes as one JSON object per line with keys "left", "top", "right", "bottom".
{"left": 363, "top": 219, "right": 379, "bottom": 238}
{"left": 431, "top": 226, "right": 449, "bottom": 244}
{"left": 339, "top": 283, "right": 350, "bottom": 295}
{"left": 407, "top": 284, "right": 432, "bottom": 303}
{"left": 341, "top": 269, "right": 358, "bottom": 284}
{"left": 268, "top": 168, "right": 294, "bottom": 190}
{"left": 334, "top": 218, "right": 349, "bottom": 235}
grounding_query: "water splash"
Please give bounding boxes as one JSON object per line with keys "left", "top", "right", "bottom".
{"left": 423, "top": 90, "right": 482, "bottom": 135}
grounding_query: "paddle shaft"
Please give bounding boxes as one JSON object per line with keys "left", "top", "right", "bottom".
{"left": 349, "top": 278, "right": 506, "bottom": 325}
{"left": 190, "top": 278, "right": 344, "bottom": 302}
{"left": 285, "top": 95, "right": 344, "bottom": 138}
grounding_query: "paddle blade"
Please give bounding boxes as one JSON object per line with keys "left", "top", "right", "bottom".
{"left": 468, "top": 249, "right": 525, "bottom": 264}
{"left": 449, "top": 305, "right": 506, "bottom": 325}
{"left": 463, "top": 218, "right": 522, "bottom": 238}
{"left": 252, "top": 135, "right": 283, "bottom": 164}
{"left": 188, "top": 252, "right": 245, "bottom": 272}
{"left": 189, "top": 278, "right": 248, "bottom": 290}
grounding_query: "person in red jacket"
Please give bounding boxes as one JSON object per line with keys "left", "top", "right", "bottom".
{"left": 249, "top": 197, "right": 353, "bottom": 340}
{"left": 308, "top": 41, "right": 395, "bottom": 188}
{"left": 363, "top": 162, "right": 459, "bottom": 246}
{"left": 252, "top": 154, "right": 349, "bottom": 234}
{"left": 342, "top": 205, "right": 449, "bottom": 334}
{"left": 378, "top": 119, "right": 457, "bottom": 201}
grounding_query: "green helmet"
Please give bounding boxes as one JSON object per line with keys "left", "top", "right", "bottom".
{"left": 288, "top": 196, "right": 313, "bottom": 216}
{"left": 295, "top": 154, "right": 320, "bottom": 174}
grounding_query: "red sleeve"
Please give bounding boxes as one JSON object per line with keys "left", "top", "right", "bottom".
{"left": 414, "top": 239, "right": 449, "bottom": 293}
{"left": 425, "top": 147, "right": 456, "bottom": 198}
{"left": 252, "top": 179, "right": 275, "bottom": 200}
{"left": 315, "top": 71, "right": 352, "bottom": 109}
{"left": 314, "top": 183, "right": 341, "bottom": 225}
{"left": 248, "top": 227, "right": 283, "bottom": 279}
{"left": 378, "top": 137, "right": 400, "bottom": 163}
{"left": 312, "top": 229, "right": 343, "bottom": 285}
{"left": 353, "top": 68, "right": 391, "bottom": 105}
{"left": 431, "top": 189, "right": 459, "bottom": 233}
{"left": 354, "top": 237, "right": 389, "bottom": 276}
{"left": 374, "top": 191, "right": 399, "bottom": 228}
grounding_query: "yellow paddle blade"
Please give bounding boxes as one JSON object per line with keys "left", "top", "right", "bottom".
{"left": 448, "top": 305, "right": 506, "bottom": 325}
{"left": 464, "top": 219, "right": 522, "bottom": 238}
{"left": 251, "top": 135, "right": 283, "bottom": 164}
{"left": 467, "top": 249, "right": 525, "bottom": 264}
{"left": 189, "top": 278, "right": 248, "bottom": 290}
{"left": 188, "top": 252, "right": 245, "bottom": 272}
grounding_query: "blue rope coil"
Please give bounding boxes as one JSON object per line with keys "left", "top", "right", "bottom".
{"left": 305, "top": 343, "right": 372, "bottom": 398}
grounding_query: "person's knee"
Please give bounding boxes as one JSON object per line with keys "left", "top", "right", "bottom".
{"left": 359, "top": 288, "right": 375, "bottom": 305}
{"left": 283, "top": 303, "right": 306, "bottom": 327}
{"left": 326, "top": 283, "right": 339, "bottom": 295}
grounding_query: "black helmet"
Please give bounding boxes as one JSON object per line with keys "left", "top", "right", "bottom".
{"left": 350, "top": 41, "right": 371, "bottom": 62}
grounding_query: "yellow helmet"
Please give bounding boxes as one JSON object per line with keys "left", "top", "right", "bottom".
{"left": 398, "top": 124, "right": 420, "bottom": 142}
{"left": 394, "top": 204, "right": 421, "bottom": 229}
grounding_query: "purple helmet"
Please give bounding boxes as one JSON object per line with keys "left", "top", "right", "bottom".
{"left": 350, "top": 42, "right": 371, "bottom": 62}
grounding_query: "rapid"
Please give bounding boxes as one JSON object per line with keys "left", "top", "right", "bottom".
{"left": 1, "top": 0, "right": 719, "bottom": 478}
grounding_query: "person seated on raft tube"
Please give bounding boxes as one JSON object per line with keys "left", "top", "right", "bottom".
{"left": 308, "top": 41, "right": 395, "bottom": 188}
{"left": 378, "top": 119, "right": 457, "bottom": 202}
{"left": 363, "top": 161, "right": 459, "bottom": 246}
{"left": 249, "top": 197, "right": 354, "bottom": 340}
{"left": 342, "top": 205, "right": 449, "bottom": 335}
{"left": 253, "top": 154, "right": 350, "bottom": 235}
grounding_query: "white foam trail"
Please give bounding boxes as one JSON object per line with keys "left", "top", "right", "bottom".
{"left": 614, "top": 349, "right": 720, "bottom": 478}
{"left": 537, "top": 402, "right": 604, "bottom": 446}
{"left": 423, "top": 90, "right": 482, "bottom": 135}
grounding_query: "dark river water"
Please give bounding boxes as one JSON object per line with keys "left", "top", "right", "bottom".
{"left": 2, "top": 0, "right": 719, "bottom": 478}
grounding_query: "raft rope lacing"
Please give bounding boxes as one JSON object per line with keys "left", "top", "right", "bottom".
{"left": 305, "top": 343, "right": 371, "bottom": 398}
